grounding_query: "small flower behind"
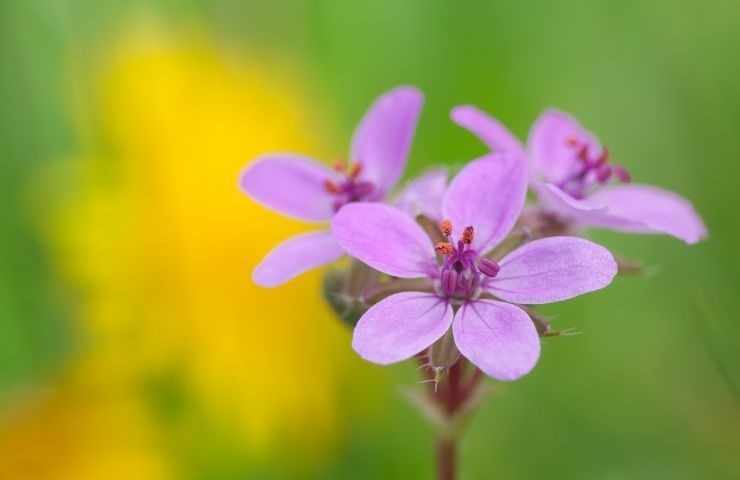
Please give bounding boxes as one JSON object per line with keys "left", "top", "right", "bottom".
{"left": 331, "top": 154, "right": 617, "bottom": 381}
{"left": 451, "top": 106, "right": 708, "bottom": 244}
{"left": 239, "top": 86, "right": 424, "bottom": 286}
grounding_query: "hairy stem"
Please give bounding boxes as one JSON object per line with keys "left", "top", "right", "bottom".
{"left": 422, "top": 356, "right": 486, "bottom": 480}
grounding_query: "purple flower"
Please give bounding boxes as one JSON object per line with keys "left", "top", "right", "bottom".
{"left": 452, "top": 106, "right": 708, "bottom": 244}
{"left": 239, "top": 86, "right": 424, "bottom": 286}
{"left": 331, "top": 154, "right": 617, "bottom": 381}
{"left": 394, "top": 168, "right": 448, "bottom": 221}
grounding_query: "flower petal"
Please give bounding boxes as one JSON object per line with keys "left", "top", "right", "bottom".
{"left": 527, "top": 109, "right": 601, "bottom": 184}
{"left": 450, "top": 105, "right": 525, "bottom": 156}
{"left": 532, "top": 181, "right": 607, "bottom": 219}
{"left": 252, "top": 230, "right": 344, "bottom": 287}
{"left": 239, "top": 154, "right": 338, "bottom": 222}
{"left": 442, "top": 153, "right": 527, "bottom": 254}
{"left": 395, "top": 168, "right": 447, "bottom": 221}
{"left": 486, "top": 236, "right": 617, "bottom": 304}
{"left": 351, "top": 86, "right": 424, "bottom": 195}
{"left": 585, "top": 184, "right": 708, "bottom": 244}
{"left": 331, "top": 203, "right": 437, "bottom": 278}
{"left": 352, "top": 292, "right": 453, "bottom": 365}
{"left": 452, "top": 300, "right": 540, "bottom": 381}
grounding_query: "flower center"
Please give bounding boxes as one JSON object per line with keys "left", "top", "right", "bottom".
{"left": 323, "top": 160, "right": 375, "bottom": 211}
{"left": 434, "top": 220, "right": 500, "bottom": 300}
{"left": 559, "top": 137, "right": 631, "bottom": 199}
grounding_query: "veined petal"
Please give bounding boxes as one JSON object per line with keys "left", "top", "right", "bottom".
{"left": 331, "top": 203, "right": 437, "bottom": 278}
{"left": 442, "top": 153, "right": 527, "bottom": 254}
{"left": 451, "top": 105, "right": 525, "bottom": 156}
{"left": 252, "top": 230, "right": 344, "bottom": 287}
{"left": 395, "top": 168, "right": 447, "bottom": 221}
{"left": 528, "top": 109, "right": 601, "bottom": 184}
{"left": 351, "top": 86, "right": 424, "bottom": 195}
{"left": 239, "top": 154, "right": 338, "bottom": 222}
{"left": 585, "top": 184, "right": 708, "bottom": 244}
{"left": 352, "top": 292, "right": 453, "bottom": 365}
{"left": 486, "top": 236, "right": 617, "bottom": 304}
{"left": 452, "top": 300, "right": 540, "bottom": 381}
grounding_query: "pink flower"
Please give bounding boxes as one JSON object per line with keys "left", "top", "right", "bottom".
{"left": 452, "top": 106, "right": 708, "bottom": 244}
{"left": 331, "top": 154, "right": 617, "bottom": 381}
{"left": 394, "top": 168, "right": 448, "bottom": 222}
{"left": 239, "top": 86, "right": 424, "bottom": 286}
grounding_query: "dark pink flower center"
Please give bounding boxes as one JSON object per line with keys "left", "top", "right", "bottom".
{"left": 435, "top": 221, "right": 500, "bottom": 300}
{"left": 324, "top": 161, "right": 375, "bottom": 211}
{"left": 559, "top": 137, "right": 631, "bottom": 199}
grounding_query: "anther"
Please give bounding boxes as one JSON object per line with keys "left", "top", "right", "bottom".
{"left": 324, "top": 179, "right": 340, "bottom": 194}
{"left": 462, "top": 226, "right": 475, "bottom": 245}
{"left": 349, "top": 162, "right": 363, "bottom": 179}
{"left": 441, "top": 269, "right": 458, "bottom": 295}
{"left": 435, "top": 242, "right": 452, "bottom": 256}
{"left": 566, "top": 136, "right": 579, "bottom": 147}
{"left": 332, "top": 160, "right": 345, "bottom": 172}
{"left": 478, "top": 258, "right": 500, "bottom": 278}
{"left": 612, "top": 164, "right": 631, "bottom": 183}
{"left": 440, "top": 219, "right": 452, "bottom": 237}
{"left": 595, "top": 147, "right": 610, "bottom": 165}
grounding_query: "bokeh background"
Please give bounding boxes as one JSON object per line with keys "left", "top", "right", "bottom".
{"left": 1, "top": 1, "right": 739, "bottom": 478}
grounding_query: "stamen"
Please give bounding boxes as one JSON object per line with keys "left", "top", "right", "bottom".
{"left": 566, "top": 136, "right": 579, "bottom": 147}
{"left": 324, "top": 179, "right": 340, "bottom": 194}
{"left": 332, "top": 160, "right": 345, "bottom": 172}
{"left": 612, "top": 164, "right": 631, "bottom": 183}
{"left": 349, "top": 162, "right": 363, "bottom": 179}
{"left": 435, "top": 242, "right": 452, "bottom": 256}
{"left": 352, "top": 181, "right": 375, "bottom": 197}
{"left": 441, "top": 269, "right": 458, "bottom": 295}
{"left": 462, "top": 226, "right": 475, "bottom": 245}
{"left": 595, "top": 147, "right": 610, "bottom": 165}
{"left": 440, "top": 219, "right": 452, "bottom": 237}
{"left": 596, "top": 164, "right": 612, "bottom": 184}
{"left": 478, "top": 258, "right": 500, "bottom": 278}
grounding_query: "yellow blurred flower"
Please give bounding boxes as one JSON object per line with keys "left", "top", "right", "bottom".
{"left": 0, "top": 21, "right": 376, "bottom": 479}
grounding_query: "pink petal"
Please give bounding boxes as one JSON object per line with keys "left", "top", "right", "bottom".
{"left": 450, "top": 105, "right": 525, "bottom": 156}
{"left": 585, "top": 184, "right": 708, "bottom": 244}
{"left": 486, "top": 236, "right": 617, "bottom": 304}
{"left": 442, "top": 153, "right": 527, "bottom": 254}
{"left": 239, "top": 154, "right": 338, "bottom": 222}
{"left": 352, "top": 292, "right": 454, "bottom": 365}
{"left": 527, "top": 109, "right": 601, "bottom": 184}
{"left": 351, "top": 86, "right": 424, "bottom": 195}
{"left": 331, "top": 203, "right": 437, "bottom": 278}
{"left": 452, "top": 300, "right": 540, "bottom": 381}
{"left": 252, "top": 230, "right": 344, "bottom": 287}
{"left": 395, "top": 168, "right": 447, "bottom": 221}
{"left": 532, "top": 181, "right": 607, "bottom": 219}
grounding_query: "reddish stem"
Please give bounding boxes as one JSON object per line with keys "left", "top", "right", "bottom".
{"left": 436, "top": 437, "right": 457, "bottom": 480}
{"left": 426, "top": 356, "right": 484, "bottom": 480}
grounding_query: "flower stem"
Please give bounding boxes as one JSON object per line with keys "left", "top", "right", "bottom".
{"left": 436, "top": 437, "right": 457, "bottom": 480}
{"left": 426, "top": 357, "right": 486, "bottom": 480}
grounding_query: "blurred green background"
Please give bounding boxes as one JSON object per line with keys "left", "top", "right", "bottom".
{"left": 1, "top": 0, "right": 739, "bottom": 478}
